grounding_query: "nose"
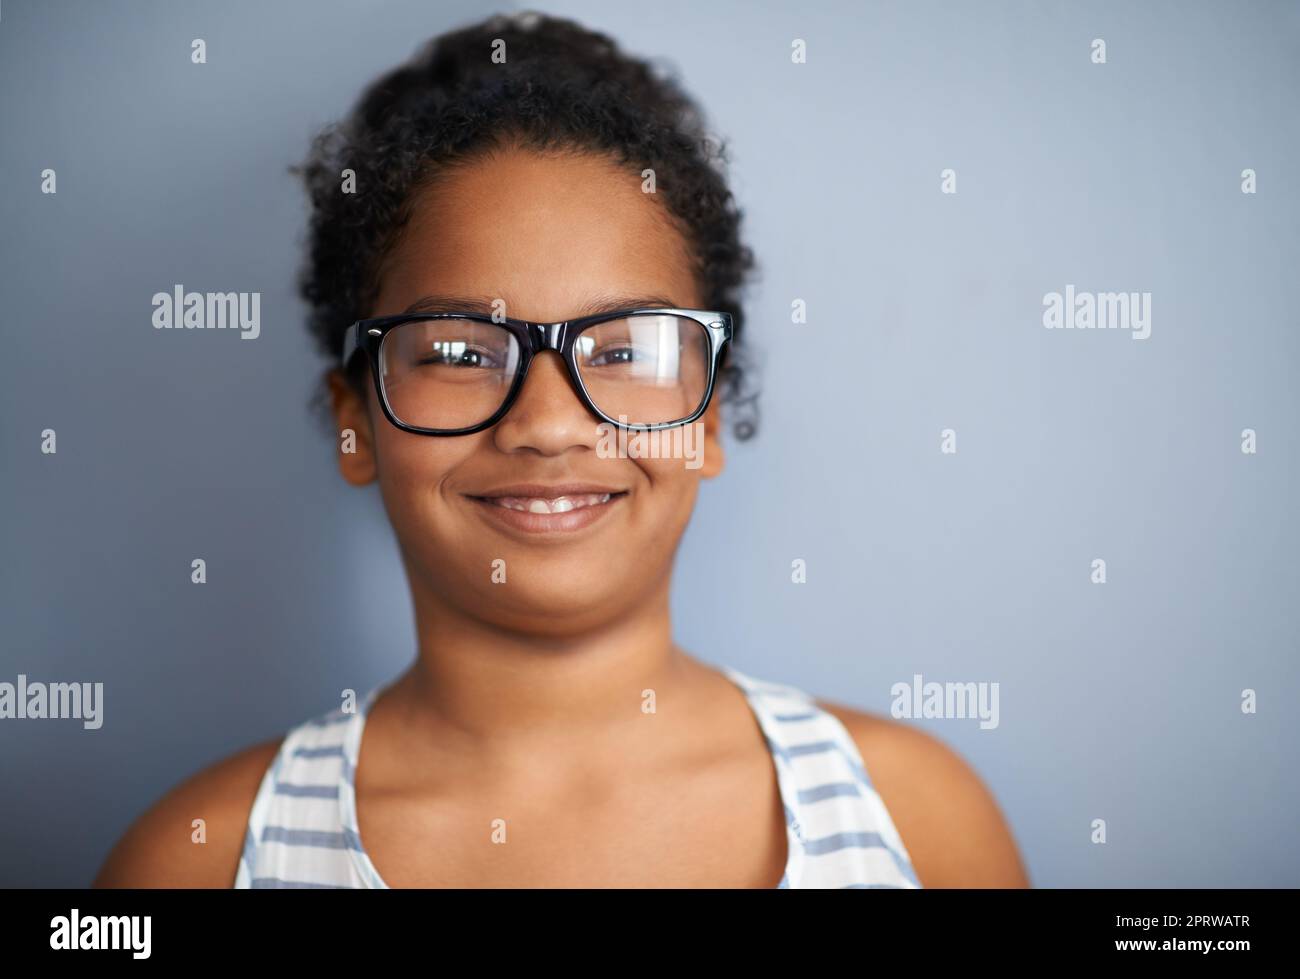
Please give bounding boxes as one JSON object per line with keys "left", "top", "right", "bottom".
{"left": 490, "top": 349, "right": 601, "bottom": 456}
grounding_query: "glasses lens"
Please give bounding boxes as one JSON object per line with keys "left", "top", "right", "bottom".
{"left": 379, "top": 319, "right": 521, "bottom": 430}
{"left": 573, "top": 314, "right": 711, "bottom": 426}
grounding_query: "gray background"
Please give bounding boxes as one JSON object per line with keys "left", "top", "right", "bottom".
{"left": 1, "top": 0, "right": 1296, "bottom": 887}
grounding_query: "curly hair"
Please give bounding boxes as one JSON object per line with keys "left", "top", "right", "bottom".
{"left": 292, "top": 10, "right": 759, "bottom": 439}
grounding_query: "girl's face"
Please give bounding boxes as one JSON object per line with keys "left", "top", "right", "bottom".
{"left": 330, "top": 146, "right": 725, "bottom": 635}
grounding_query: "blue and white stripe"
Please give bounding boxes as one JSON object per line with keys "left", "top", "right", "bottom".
{"left": 235, "top": 666, "right": 921, "bottom": 889}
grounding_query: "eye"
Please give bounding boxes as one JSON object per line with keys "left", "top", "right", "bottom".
{"left": 587, "top": 344, "right": 647, "bottom": 367}
{"left": 417, "top": 342, "right": 500, "bottom": 369}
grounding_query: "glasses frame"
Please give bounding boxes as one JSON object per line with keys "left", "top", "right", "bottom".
{"left": 341, "top": 307, "right": 734, "bottom": 436}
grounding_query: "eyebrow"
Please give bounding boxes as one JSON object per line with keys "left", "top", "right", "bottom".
{"left": 400, "top": 293, "right": 682, "bottom": 319}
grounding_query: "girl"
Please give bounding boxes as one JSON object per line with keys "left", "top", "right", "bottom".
{"left": 96, "top": 11, "right": 1028, "bottom": 889}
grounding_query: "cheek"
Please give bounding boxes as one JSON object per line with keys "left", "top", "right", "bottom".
{"left": 633, "top": 454, "right": 703, "bottom": 519}
{"left": 368, "top": 401, "right": 479, "bottom": 517}
{"left": 378, "top": 437, "right": 475, "bottom": 495}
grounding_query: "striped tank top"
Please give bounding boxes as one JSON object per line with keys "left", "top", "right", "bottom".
{"left": 234, "top": 665, "right": 922, "bottom": 889}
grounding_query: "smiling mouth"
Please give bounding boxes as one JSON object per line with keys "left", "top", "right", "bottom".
{"left": 479, "top": 492, "right": 618, "bottom": 514}
{"left": 465, "top": 487, "right": 630, "bottom": 535}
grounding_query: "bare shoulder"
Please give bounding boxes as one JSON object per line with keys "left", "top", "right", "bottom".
{"left": 93, "top": 737, "right": 284, "bottom": 888}
{"left": 816, "top": 699, "right": 1030, "bottom": 888}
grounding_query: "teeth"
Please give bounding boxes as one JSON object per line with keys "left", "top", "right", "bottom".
{"left": 489, "top": 493, "right": 613, "bottom": 514}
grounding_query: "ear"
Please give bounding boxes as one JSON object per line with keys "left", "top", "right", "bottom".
{"left": 326, "top": 369, "right": 377, "bottom": 486}
{"left": 697, "top": 396, "right": 725, "bottom": 479}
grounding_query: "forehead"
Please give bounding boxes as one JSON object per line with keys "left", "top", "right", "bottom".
{"left": 373, "top": 146, "right": 702, "bottom": 321}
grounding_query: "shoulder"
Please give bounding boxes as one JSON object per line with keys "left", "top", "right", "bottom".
{"left": 93, "top": 736, "right": 284, "bottom": 888}
{"left": 815, "top": 698, "right": 1030, "bottom": 888}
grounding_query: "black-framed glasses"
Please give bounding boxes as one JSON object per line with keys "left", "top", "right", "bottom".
{"left": 341, "top": 307, "right": 733, "bottom": 436}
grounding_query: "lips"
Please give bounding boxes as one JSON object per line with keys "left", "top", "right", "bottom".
{"left": 466, "top": 483, "right": 628, "bottom": 535}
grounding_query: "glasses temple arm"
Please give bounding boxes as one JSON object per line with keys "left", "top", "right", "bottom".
{"left": 340, "top": 322, "right": 360, "bottom": 366}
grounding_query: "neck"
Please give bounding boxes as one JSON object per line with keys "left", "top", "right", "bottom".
{"left": 393, "top": 565, "right": 690, "bottom": 745}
